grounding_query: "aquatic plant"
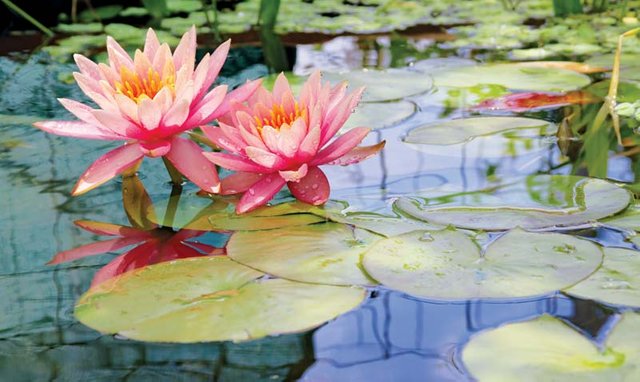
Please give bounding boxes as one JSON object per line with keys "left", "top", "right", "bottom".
{"left": 202, "top": 72, "right": 385, "bottom": 213}
{"left": 33, "top": 27, "right": 261, "bottom": 195}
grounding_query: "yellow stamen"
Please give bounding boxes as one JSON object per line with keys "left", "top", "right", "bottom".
{"left": 254, "top": 102, "right": 307, "bottom": 131}
{"left": 114, "top": 66, "right": 175, "bottom": 103}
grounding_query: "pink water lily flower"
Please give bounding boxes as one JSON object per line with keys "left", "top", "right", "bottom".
{"left": 202, "top": 71, "right": 385, "bottom": 213}
{"left": 34, "top": 27, "right": 261, "bottom": 195}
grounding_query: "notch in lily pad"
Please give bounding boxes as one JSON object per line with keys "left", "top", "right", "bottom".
{"left": 362, "top": 228, "right": 603, "bottom": 300}
{"left": 227, "top": 222, "right": 381, "bottom": 286}
{"left": 75, "top": 257, "right": 366, "bottom": 342}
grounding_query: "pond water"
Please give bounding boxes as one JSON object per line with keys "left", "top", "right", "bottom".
{"left": 1, "top": 32, "right": 639, "bottom": 381}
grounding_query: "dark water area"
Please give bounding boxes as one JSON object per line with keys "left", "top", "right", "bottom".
{"left": 1, "top": 34, "right": 639, "bottom": 381}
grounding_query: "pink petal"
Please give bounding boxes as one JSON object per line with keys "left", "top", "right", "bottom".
{"left": 173, "top": 26, "right": 196, "bottom": 74}
{"left": 300, "top": 70, "right": 322, "bottom": 106}
{"left": 73, "top": 54, "right": 101, "bottom": 80}
{"left": 72, "top": 143, "right": 145, "bottom": 196}
{"left": 143, "top": 28, "right": 160, "bottom": 60}
{"left": 48, "top": 237, "right": 143, "bottom": 264}
{"left": 92, "top": 110, "right": 142, "bottom": 138}
{"left": 193, "top": 40, "right": 230, "bottom": 101}
{"left": 220, "top": 172, "right": 265, "bottom": 195}
{"left": 236, "top": 173, "right": 287, "bottom": 213}
{"left": 138, "top": 97, "right": 162, "bottom": 130}
{"left": 327, "top": 141, "right": 385, "bottom": 166}
{"left": 33, "top": 120, "right": 123, "bottom": 140}
{"left": 213, "top": 79, "right": 263, "bottom": 118}
{"left": 113, "top": 94, "right": 140, "bottom": 123}
{"left": 203, "top": 152, "right": 269, "bottom": 172}
{"left": 106, "top": 36, "right": 134, "bottom": 71}
{"left": 139, "top": 139, "right": 172, "bottom": 157}
{"left": 287, "top": 166, "right": 330, "bottom": 205}
{"left": 320, "top": 87, "right": 364, "bottom": 146}
{"left": 279, "top": 163, "right": 308, "bottom": 182}
{"left": 165, "top": 137, "right": 220, "bottom": 193}
{"left": 162, "top": 98, "right": 191, "bottom": 128}
{"left": 74, "top": 219, "right": 150, "bottom": 237}
{"left": 273, "top": 72, "right": 293, "bottom": 104}
{"left": 311, "top": 127, "right": 370, "bottom": 166}
{"left": 201, "top": 125, "right": 243, "bottom": 152}
{"left": 245, "top": 146, "right": 287, "bottom": 169}
{"left": 277, "top": 118, "right": 307, "bottom": 158}
{"left": 184, "top": 84, "right": 228, "bottom": 127}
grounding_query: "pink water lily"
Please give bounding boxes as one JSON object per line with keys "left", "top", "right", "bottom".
{"left": 202, "top": 71, "right": 385, "bottom": 213}
{"left": 34, "top": 27, "right": 261, "bottom": 195}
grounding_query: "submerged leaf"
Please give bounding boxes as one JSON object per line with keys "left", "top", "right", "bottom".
{"left": 395, "top": 175, "right": 631, "bottom": 230}
{"left": 462, "top": 313, "right": 640, "bottom": 381}
{"left": 75, "top": 257, "right": 365, "bottom": 342}
{"left": 362, "top": 229, "right": 602, "bottom": 300}
{"left": 227, "top": 222, "right": 380, "bottom": 286}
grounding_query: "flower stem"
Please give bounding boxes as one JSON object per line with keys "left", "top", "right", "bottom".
{"left": 162, "top": 184, "right": 183, "bottom": 228}
{"left": 162, "top": 157, "right": 183, "bottom": 186}
{"left": 1, "top": 0, "right": 54, "bottom": 37}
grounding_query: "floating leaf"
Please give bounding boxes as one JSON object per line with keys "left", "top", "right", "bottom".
{"left": 148, "top": 194, "right": 325, "bottom": 231}
{"left": 601, "top": 201, "right": 640, "bottom": 231}
{"left": 362, "top": 229, "right": 602, "bottom": 300}
{"left": 462, "top": 313, "right": 640, "bottom": 381}
{"left": 227, "top": 223, "right": 380, "bottom": 286}
{"left": 565, "top": 247, "right": 640, "bottom": 307}
{"left": 427, "top": 64, "right": 591, "bottom": 92}
{"left": 514, "top": 61, "right": 608, "bottom": 74}
{"left": 75, "top": 257, "right": 365, "bottom": 342}
{"left": 472, "top": 91, "right": 599, "bottom": 112}
{"left": 342, "top": 100, "right": 416, "bottom": 131}
{"left": 323, "top": 69, "right": 433, "bottom": 102}
{"left": 395, "top": 175, "right": 631, "bottom": 230}
{"left": 403, "top": 117, "right": 557, "bottom": 158}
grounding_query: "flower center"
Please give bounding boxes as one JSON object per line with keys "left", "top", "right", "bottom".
{"left": 115, "top": 66, "right": 175, "bottom": 103}
{"left": 254, "top": 102, "right": 307, "bottom": 130}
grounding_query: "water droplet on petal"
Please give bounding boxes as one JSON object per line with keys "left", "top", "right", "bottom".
{"left": 249, "top": 188, "right": 255, "bottom": 195}
{"left": 311, "top": 183, "right": 319, "bottom": 190}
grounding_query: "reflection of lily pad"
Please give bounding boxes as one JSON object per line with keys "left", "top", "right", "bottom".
{"left": 565, "top": 247, "right": 640, "bottom": 307}
{"left": 462, "top": 313, "right": 640, "bottom": 381}
{"left": 362, "top": 229, "right": 602, "bottom": 300}
{"left": 403, "top": 116, "right": 557, "bottom": 158}
{"left": 342, "top": 100, "right": 416, "bottom": 132}
{"left": 149, "top": 195, "right": 325, "bottom": 231}
{"left": 324, "top": 69, "right": 433, "bottom": 102}
{"left": 227, "top": 223, "right": 380, "bottom": 286}
{"left": 428, "top": 64, "right": 591, "bottom": 92}
{"left": 75, "top": 257, "right": 365, "bottom": 342}
{"left": 395, "top": 175, "right": 631, "bottom": 230}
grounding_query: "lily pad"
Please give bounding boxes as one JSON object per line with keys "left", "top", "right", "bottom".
{"left": 601, "top": 201, "right": 640, "bottom": 231}
{"left": 227, "top": 223, "right": 380, "bottom": 286}
{"left": 148, "top": 195, "right": 325, "bottom": 231}
{"left": 75, "top": 257, "right": 366, "bottom": 342}
{"left": 403, "top": 117, "right": 557, "bottom": 158}
{"left": 395, "top": 175, "right": 631, "bottom": 230}
{"left": 565, "top": 247, "right": 640, "bottom": 307}
{"left": 462, "top": 313, "right": 640, "bottom": 381}
{"left": 323, "top": 69, "right": 433, "bottom": 102}
{"left": 342, "top": 100, "right": 416, "bottom": 132}
{"left": 362, "top": 229, "right": 602, "bottom": 300}
{"left": 426, "top": 63, "right": 591, "bottom": 92}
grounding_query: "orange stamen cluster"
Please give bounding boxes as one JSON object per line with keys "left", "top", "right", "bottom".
{"left": 115, "top": 66, "right": 174, "bottom": 103}
{"left": 254, "top": 102, "right": 307, "bottom": 130}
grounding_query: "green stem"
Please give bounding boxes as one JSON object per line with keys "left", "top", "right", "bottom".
{"left": 1, "top": 0, "right": 54, "bottom": 37}
{"left": 162, "top": 184, "right": 183, "bottom": 228}
{"left": 162, "top": 157, "right": 184, "bottom": 186}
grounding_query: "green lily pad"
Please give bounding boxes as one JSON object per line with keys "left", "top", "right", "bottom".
{"left": 403, "top": 117, "right": 557, "bottom": 158}
{"left": 601, "top": 201, "right": 640, "bottom": 231}
{"left": 395, "top": 175, "right": 631, "bottom": 230}
{"left": 323, "top": 69, "right": 433, "bottom": 102}
{"left": 148, "top": 195, "right": 325, "bottom": 231}
{"left": 462, "top": 313, "right": 640, "bottom": 381}
{"left": 362, "top": 229, "right": 602, "bottom": 300}
{"left": 565, "top": 247, "right": 640, "bottom": 307}
{"left": 342, "top": 100, "right": 416, "bottom": 132}
{"left": 426, "top": 63, "right": 591, "bottom": 92}
{"left": 75, "top": 257, "right": 365, "bottom": 342}
{"left": 227, "top": 223, "right": 380, "bottom": 286}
